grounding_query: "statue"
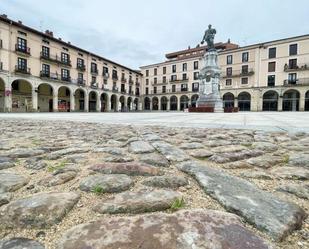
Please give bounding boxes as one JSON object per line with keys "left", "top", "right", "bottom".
{"left": 201, "top": 24, "right": 216, "bottom": 50}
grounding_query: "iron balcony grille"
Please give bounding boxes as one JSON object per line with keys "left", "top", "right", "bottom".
{"left": 284, "top": 63, "right": 309, "bottom": 72}
{"left": 77, "top": 64, "right": 86, "bottom": 71}
{"left": 283, "top": 78, "right": 309, "bottom": 86}
{"left": 40, "top": 52, "right": 72, "bottom": 67}
{"left": 15, "top": 65, "right": 31, "bottom": 74}
{"left": 222, "top": 69, "right": 254, "bottom": 78}
{"left": 15, "top": 44, "right": 31, "bottom": 55}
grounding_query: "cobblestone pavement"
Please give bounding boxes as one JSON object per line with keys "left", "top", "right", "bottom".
{"left": 1, "top": 111, "right": 309, "bottom": 132}
{"left": 0, "top": 118, "right": 308, "bottom": 249}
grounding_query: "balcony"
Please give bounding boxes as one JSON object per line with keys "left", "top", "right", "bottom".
{"left": 136, "top": 82, "right": 140, "bottom": 86}
{"left": 222, "top": 69, "right": 254, "bottom": 78}
{"left": 181, "top": 88, "right": 188, "bottom": 92}
{"left": 15, "top": 65, "right": 31, "bottom": 75}
{"left": 103, "top": 72, "right": 109, "bottom": 79}
{"left": 76, "top": 64, "right": 86, "bottom": 72}
{"left": 112, "top": 75, "right": 118, "bottom": 81}
{"left": 91, "top": 82, "right": 98, "bottom": 89}
{"left": 77, "top": 79, "right": 86, "bottom": 86}
{"left": 170, "top": 77, "right": 189, "bottom": 83}
{"left": 121, "top": 77, "right": 127, "bottom": 83}
{"left": 283, "top": 78, "right": 309, "bottom": 86}
{"left": 129, "top": 79, "right": 134, "bottom": 85}
{"left": 121, "top": 89, "right": 127, "bottom": 94}
{"left": 40, "top": 52, "right": 71, "bottom": 67}
{"left": 152, "top": 81, "right": 168, "bottom": 86}
{"left": 61, "top": 76, "right": 71, "bottom": 82}
{"left": 15, "top": 44, "right": 31, "bottom": 56}
{"left": 284, "top": 63, "right": 309, "bottom": 72}
{"left": 91, "top": 68, "right": 98, "bottom": 75}
{"left": 112, "top": 86, "right": 119, "bottom": 92}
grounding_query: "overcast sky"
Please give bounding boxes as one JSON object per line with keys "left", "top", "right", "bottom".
{"left": 1, "top": 0, "right": 308, "bottom": 69}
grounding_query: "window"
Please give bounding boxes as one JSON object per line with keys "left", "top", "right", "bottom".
{"left": 42, "top": 64, "right": 50, "bottom": 76}
{"left": 288, "top": 59, "right": 297, "bottom": 69}
{"left": 163, "top": 76, "right": 166, "bottom": 83}
{"left": 103, "top": 79, "right": 107, "bottom": 85}
{"left": 268, "top": 47, "right": 276, "bottom": 59}
{"left": 121, "top": 84, "right": 125, "bottom": 92}
{"left": 77, "top": 58, "right": 84, "bottom": 69}
{"left": 162, "top": 85, "right": 166, "bottom": 93}
{"left": 153, "top": 87, "right": 157, "bottom": 94}
{"left": 61, "top": 69, "right": 70, "bottom": 81}
{"left": 289, "top": 44, "right": 298, "bottom": 56}
{"left": 17, "top": 57, "right": 27, "bottom": 70}
{"left": 267, "top": 75, "right": 275, "bottom": 87}
{"left": 227, "top": 55, "right": 233, "bottom": 64}
{"left": 183, "top": 63, "right": 187, "bottom": 72}
{"left": 242, "top": 52, "right": 249, "bottom": 62}
{"left": 61, "top": 53, "right": 69, "bottom": 64}
{"left": 268, "top": 62, "right": 276, "bottom": 72}
{"left": 91, "top": 76, "right": 96, "bottom": 83}
{"left": 241, "top": 77, "right": 248, "bottom": 84}
{"left": 112, "top": 70, "right": 118, "bottom": 79}
{"left": 181, "top": 83, "right": 188, "bottom": 91}
{"left": 193, "top": 72, "right": 199, "bottom": 80}
{"left": 42, "top": 46, "right": 49, "bottom": 58}
{"left": 103, "top": 66, "right": 109, "bottom": 75}
{"left": 226, "top": 79, "right": 232, "bottom": 86}
{"left": 145, "top": 87, "right": 149, "bottom": 95}
{"left": 226, "top": 67, "right": 232, "bottom": 77}
{"left": 154, "top": 68, "right": 157, "bottom": 76}
{"left": 163, "top": 67, "right": 166, "bottom": 74}
{"left": 241, "top": 65, "right": 248, "bottom": 74}
{"left": 172, "top": 65, "right": 176, "bottom": 73}
{"left": 182, "top": 73, "right": 187, "bottom": 80}
{"left": 288, "top": 73, "right": 297, "bottom": 84}
{"left": 172, "top": 85, "right": 176, "bottom": 92}
{"left": 17, "top": 37, "right": 27, "bottom": 51}
{"left": 192, "top": 82, "right": 199, "bottom": 92}
{"left": 154, "top": 77, "right": 157, "bottom": 84}
{"left": 194, "top": 61, "right": 199, "bottom": 70}
{"left": 91, "top": 63, "right": 98, "bottom": 74}
{"left": 146, "top": 70, "right": 149, "bottom": 77}
{"left": 171, "top": 75, "right": 177, "bottom": 81}
{"left": 146, "top": 79, "right": 149, "bottom": 85}
{"left": 78, "top": 73, "right": 84, "bottom": 84}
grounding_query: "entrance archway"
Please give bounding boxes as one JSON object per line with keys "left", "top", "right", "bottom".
{"left": 238, "top": 92, "right": 251, "bottom": 111}
{"left": 283, "top": 89, "right": 300, "bottom": 111}
{"left": 101, "top": 93, "right": 108, "bottom": 112}
{"left": 75, "top": 89, "right": 85, "bottom": 111}
{"left": 305, "top": 91, "right": 309, "bottom": 111}
{"left": 134, "top": 98, "right": 138, "bottom": 111}
{"left": 127, "top": 97, "right": 132, "bottom": 111}
{"left": 223, "top": 93, "right": 234, "bottom": 108}
{"left": 38, "top": 83, "right": 53, "bottom": 112}
{"left": 89, "top": 91, "right": 98, "bottom": 112}
{"left": 191, "top": 94, "right": 199, "bottom": 108}
{"left": 11, "top": 79, "right": 33, "bottom": 112}
{"left": 119, "top": 96, "right": 125, "bottom": 111}
{"left": 58, "top": 86, "right": 70, "bottom": 112}
{"left": 161, "top": 96, "right": 168, "bottom": 111}
{"left": 263, "top": 91, "right": 278, "bottom": 111}
{"left": 0, "top": 78, "right": 5, "bottom": 112}
{"left": 111, "top": 94, "right": 118, "bottom": 112}
{"left": 170, "top": 96, "right": 178, "bottom": 111}
{"left": 180, "top": 95, "right": 189, "bottom": 110}
{"left": 144, "top": 97, "right": 150, "bottom": 110}
{"left": 152, "top": 97, "right": 159, "bottom": 110}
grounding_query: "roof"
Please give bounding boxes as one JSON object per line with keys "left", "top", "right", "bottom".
{"left": 0, "top": 14, "right": 142, "bottom": 75}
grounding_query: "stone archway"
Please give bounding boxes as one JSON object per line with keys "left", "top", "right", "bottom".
{"left": 127, "top": 97, "right": 133, "bottom": 111}
{"left": 263, "top": 91, "right": 278, "bottom": 111}
{"left": 144, "top": 97, "right": 151, "bottom": 110}
{"left": 152, "top": 97, "right": 159, "bottom": 110}
{"left": 191, "top": 94, "right": 199, "bottom": 108}
{"left": 38, "top": 83, "right": 53, "bottom": 112}
{"left": 283, "top": 89, "right": 300, "bottom": 111}
{"left": 75, "top": 89, "right": 86, "bottom": 111}
{"left": 101, "top": 93, "right": 109, "bottom": 112}
{"left": 134, "top": 98, "right": 139, "bottom": 111}
{"left": 119, "top": 96, "right": 125, "bottom": 111}
{"left": 0, "top": 77, "right": 5, "bottom": 112}
{"left": 170, "top": 96, "right": 178, "bottom": 111}
{"left": 305, "top": 90, "right": 309, "bottom": 111}
{"left": 58, "top": 86, "right": 71, "bottom": 112}
{"left": 11, "top": 79, "right": 33, "bottom": 112}
{"left": 110, "top": 94, "right": 118, "bottom": 112}
{"left": 238, "top": 92, "right": 251, "bottom": 111}
{"left": 223, "top": 93, "right": 234, "bottom": 109}
{"left": 180, "top": 95, "right": 189, "bottom": 110}
{"left": 161, "top": 96, "right": 168, "bottom": 111}
{"left": 89, "top": 91, "right": 98, "bottom": 112}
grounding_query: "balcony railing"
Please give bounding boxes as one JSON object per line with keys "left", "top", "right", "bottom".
{"left": 170, "top": 77, "right": 189, "bottom": 83}
{"left": 283, "top": 78, "right": 309, "bottom": 86}
{"left": 112, "top": 86, "right": 119, "bottom": 92}
{"left": 121, "top": 89, "right": 127, "bottom": 94}
{"left": 222, "top": 69, "right": 254, "bottom": 78}
{"left": 15, "top": 65, "right": 31, "bottom": 74}
{"left": 103, "top": 72, "right": 109, "bottom": 78}
{"left": 284, "top": 63, "right": 309, "bottom": 72}
{"left": 112, "top": 75, "right": 118, "bottom": 81}
{"left": 181, "top": 88, "right": 188, "bottom": 92}
{"left": 61, "top": 76, "right": 71, "bottom": 82}
{"left": 77, "top": 64, "right": 86, "bottom": 71}
{"left": 121, "top": 77, "right": 127, "bottom": 83}
{"left": 91, "top": 68, "right": 98, "bottom": 75}
{"left": 148, "top": 88, "right": 194, "bottom": 95}
{"left": 40, "top": 52, "right": 72, "bottom": 67}
{"left": 15, "top": 44, "right": 31, "bottom": 55}
{"left": 129, "top": 79, "right": 134, "bottom": 84}
{"left": 77, "top": 79, "right": 86, "bottom": 86}
{"left": 40, "top": 71, "right": 73, "bottom": 83}
{"left": 136, "top": 82, "right": 140, "bottom": 86}
{"left": 91, "top": 82, "right": 98, "bottom": 88}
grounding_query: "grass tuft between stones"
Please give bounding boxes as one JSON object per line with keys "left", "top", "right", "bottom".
{"left": 47, "top": 160, "right": 68, "bottom": 172}
{"left": 170, "top": 197, "right": 185, "bottom": 211}
{"left": 92, "top": 185, "right": 105, "bottom": 195}
{"left": 283, "top": 154, "right": 290, "bottom": 164}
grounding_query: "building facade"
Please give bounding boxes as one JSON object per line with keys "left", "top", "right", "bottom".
{"left": 140, "top": 35, "right": 309, "bottom": 112}
{"left": 0, "top": 14, "right": 309, "bottom": 113}
{"left": 0, "top": 15, "right": 142, "bottom": 113}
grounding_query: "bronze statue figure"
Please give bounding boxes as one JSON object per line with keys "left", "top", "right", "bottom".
{"left": 201, "top": 24, "right": 216, "bottom": 50}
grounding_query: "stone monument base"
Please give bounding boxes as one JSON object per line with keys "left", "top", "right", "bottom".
{"left": 196, "top": 94, "right": 224, "bottom": 113}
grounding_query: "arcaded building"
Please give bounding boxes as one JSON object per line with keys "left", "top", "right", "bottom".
{"left": 0, "top": 15, "right": 142, "bottom": 113}
{"left": 141, "top": 35, "right": 309, "bottom": 112}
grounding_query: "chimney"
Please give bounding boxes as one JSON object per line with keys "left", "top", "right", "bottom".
{"left": 18, "top": 20, "right": 22, "bottom": 24}
{"left": 1, "top": 14, "right": 8, "bottom": 18}
{"left": 228, "top": 38, "right": 231, "bottom": 44}
{"left": 45, "top": 30, "right": 54, "bottom": 37}
{"left": 68, "top": 41, "right": 71, "bottom": 45}
{"left": 58, "top": 37, "right": 62, "bottom": 41}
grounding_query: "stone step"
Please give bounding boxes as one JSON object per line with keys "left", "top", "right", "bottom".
{"left": 177, "top": 160, "right": 307, "bottom": 241}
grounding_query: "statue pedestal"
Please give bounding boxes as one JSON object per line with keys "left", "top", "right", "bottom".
{"left": 196, "top": 50, "right": 223, "bottom": 113}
